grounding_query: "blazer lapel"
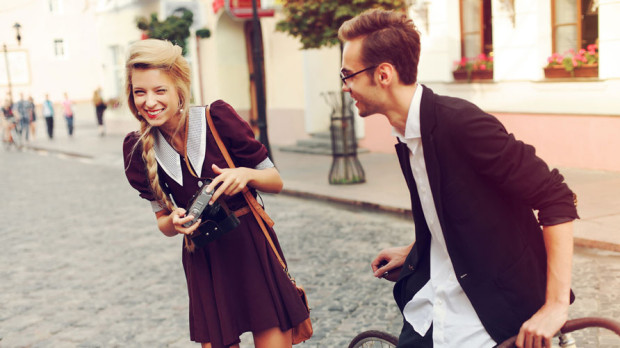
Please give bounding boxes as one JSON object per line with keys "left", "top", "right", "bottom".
{"left": 419, "top": 86, "right": 445, "bottom": 225}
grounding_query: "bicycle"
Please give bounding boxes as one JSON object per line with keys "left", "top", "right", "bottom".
{"left": 348, "top": 330, "right": 398, "bottom": 348}
{"left": 2, "top": 116, "right": 23, "bottom": 150}
{"left": 349, "top": 317, "right": 620, "bottom": 348}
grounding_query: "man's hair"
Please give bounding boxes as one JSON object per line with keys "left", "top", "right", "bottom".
{"left": 338, "top": 9, "right": 420, "bottom": 85}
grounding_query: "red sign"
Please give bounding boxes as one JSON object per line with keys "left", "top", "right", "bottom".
{"left": 213, "top": 0, "right": 225, "bottom": 13}
{"left": 226, "top": 0, "right": 275, "bottom": 19}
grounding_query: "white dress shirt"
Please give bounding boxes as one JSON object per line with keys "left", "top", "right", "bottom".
{"left": 394, "top": 85, "right": 495, "bottom": 347}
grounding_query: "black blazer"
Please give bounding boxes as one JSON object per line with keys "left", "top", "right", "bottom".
{"left": 392, "top": 86, "right": 578, "bottom": 343}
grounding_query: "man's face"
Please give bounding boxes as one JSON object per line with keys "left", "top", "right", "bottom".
{"left": 341, "top": 38, "right": 381, "bottom": 117}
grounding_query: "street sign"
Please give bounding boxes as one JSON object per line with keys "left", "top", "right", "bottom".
{"left": 224, "top": 0, "right": 275, "bottom": 20}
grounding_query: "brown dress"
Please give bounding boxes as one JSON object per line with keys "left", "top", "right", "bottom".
{"left": 123, "top": 100, "right": 309, "bottom": 347}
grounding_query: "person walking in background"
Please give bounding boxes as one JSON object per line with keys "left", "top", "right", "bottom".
{"left": 122, "top": 39, "right": 309, "bottom": 348}
{"left": 42, "top": 94, "right": 54, "bottom": 139}
{"left": 2, "top": 97, "right": 16, "bottom": 144}
{"left": 27, "top": 95, "right": 36, "bottom": 139}
{"left": 16, "top": 93, "right": 29, "bottom": 141}
{"left": 93, "top": 87, "right": 107, "bottom": 136}
{"left": 62, "top": 92, "right": 74, "bottom": 137}
{"left": 339, "top": 9, "right": 578, "bottom": 348}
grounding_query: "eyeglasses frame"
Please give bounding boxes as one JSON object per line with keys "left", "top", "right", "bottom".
{"left": 340, "top": 65, "right": 377, "bottom": 86}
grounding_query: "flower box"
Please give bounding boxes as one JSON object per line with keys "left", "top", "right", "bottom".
{"left": 471, "top": 70, "right": 493, "bottom": 81}
{"left": 452, "top": 69, "right": 493, "bottom": 82}
{"left": 453, "top": 70, "right": 469, "bottom": 81}
{"left": 544, "top": 65, "right": 598, "bottom": 79}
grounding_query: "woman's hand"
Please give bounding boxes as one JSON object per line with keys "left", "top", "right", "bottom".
{"left": 206, "top": 164, "right": 252, "bottom": 203}
{"left": 156, "top": 207, "right": 201, "bottom": 237}
{"left": 206, "top": 164, "right": 283, "bottom": 204}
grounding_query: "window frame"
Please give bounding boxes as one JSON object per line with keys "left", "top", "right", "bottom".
{"left": 551, "top": 0, "right": 582, "bottom": 54}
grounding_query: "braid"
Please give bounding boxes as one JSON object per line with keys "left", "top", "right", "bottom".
{"left": 141, "top": 126, "right": 175, "bottom": 212}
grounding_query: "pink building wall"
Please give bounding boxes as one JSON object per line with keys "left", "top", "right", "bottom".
{"left": 358, "top": 113, "right": 620, "bottom": 172}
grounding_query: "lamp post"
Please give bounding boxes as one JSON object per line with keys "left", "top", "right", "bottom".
{"left": 250, "top": 0, "right": 272, "bottom": 160}
{"left": 3, "top": 22, "right": 21, "bottom": 103}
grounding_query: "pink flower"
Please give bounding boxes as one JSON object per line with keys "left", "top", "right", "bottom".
{"left": 479, "top": 65, "right": 487, "bottom": 70}
{"left": 587, "top": 44, "right": 598, "bottom": 54}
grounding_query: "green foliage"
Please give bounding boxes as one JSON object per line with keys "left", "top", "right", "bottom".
{"left": 276, "top": 0, "right": 409, "bottom": 49}
{"left": 195, "top": 28, "right": 211, "bottom": 39}
{"left": 136, "top": 8, "right": 194, "bottom": 55}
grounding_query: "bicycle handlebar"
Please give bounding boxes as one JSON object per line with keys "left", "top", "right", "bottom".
{"left": 496, "top": 317, "right": 620, "bottom": 348}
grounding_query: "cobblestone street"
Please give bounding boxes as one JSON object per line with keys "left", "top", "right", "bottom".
{"left": 1, "top": 147, "right": 619, "bottom": 347}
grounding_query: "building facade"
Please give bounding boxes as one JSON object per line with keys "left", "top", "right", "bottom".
{"left": 1, "top": 0, "right": 618, "bottom": 171}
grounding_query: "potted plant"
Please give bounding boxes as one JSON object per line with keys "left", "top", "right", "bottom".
{"left": 544, "top": 44, "right": 598, "bottom": 78}
{"left": 453, "top": 53, "right": 494, "bottom": 82}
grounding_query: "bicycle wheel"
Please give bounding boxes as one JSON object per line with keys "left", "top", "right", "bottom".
{"left": 348, "top": 330, "right": 399, "bottom": 348}
{"left": 11, "top": 126, "right": 22, "bottom": 149}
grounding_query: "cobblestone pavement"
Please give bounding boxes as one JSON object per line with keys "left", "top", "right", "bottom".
{"left": 1, "top": 148, "right": 619, "bottom": 347}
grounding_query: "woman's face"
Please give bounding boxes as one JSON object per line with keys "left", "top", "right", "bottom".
{"left": 131, "top": 68, "right": 181, "bottom": 134}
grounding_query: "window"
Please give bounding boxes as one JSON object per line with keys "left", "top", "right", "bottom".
{"left": 54, "top": 39, "right": 65, "bottom": 58}
{"left": 552, "top": 0, "right": 598, "bottom": 53}
{"left": 49, "top": 0, "right": 63, "bottom": 14}
{"left": 460, "top": 0, "right": 493, "bottom": 59}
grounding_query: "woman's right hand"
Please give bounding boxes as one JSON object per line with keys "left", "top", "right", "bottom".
{"left": 157, "top": 208, "right": 201, "bottom": 237}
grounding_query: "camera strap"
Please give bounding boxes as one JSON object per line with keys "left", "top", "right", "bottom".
{"left": 204, "top": 106, "right": 287, "bottom": 272}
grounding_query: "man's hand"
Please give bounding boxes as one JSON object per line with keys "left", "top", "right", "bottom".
{"left": 371, "top": 243, "right": 413, "bottom": 279}
{"left": 516, "top": 301, "right": 568, "bottom": 348}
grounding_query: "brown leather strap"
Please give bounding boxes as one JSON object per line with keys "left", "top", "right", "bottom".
{"left": 233, "top": 206, "right": 251, "bottom": 217}
{"left": 205, "top": 106, "right": 287, "bottom": 271}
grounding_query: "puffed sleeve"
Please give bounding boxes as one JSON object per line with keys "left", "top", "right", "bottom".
{"left": 123, "top": 131, "right": 157, "bottom": 202}
{"left": 209, "top": 100, "right": 269, "bottom": 169}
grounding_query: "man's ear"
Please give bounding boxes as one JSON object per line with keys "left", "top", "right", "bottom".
{"left": 377, "top": 62, "right": 396, "bottom": 86}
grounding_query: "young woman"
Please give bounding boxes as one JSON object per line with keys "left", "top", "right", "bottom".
{"left": 122, "top": 39, "right": 309, "bottom": 348}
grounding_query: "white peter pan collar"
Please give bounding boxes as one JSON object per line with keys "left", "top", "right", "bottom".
{"left": 153, "top": 106, "right": 207, "bottom": 186}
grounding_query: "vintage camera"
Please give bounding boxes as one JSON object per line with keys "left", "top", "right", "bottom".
{"left": 184, "top": 179, "right": 240, "bottom": 248}
{"left": 183, "top": 179, "right": 217, "bottom": 228}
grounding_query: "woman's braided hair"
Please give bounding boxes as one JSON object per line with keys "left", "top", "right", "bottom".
{"left": 125, "top": 39, "right": 191, "bottom": 212}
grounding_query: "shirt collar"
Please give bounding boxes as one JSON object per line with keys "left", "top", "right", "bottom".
{"left": 153, "top": 106, "right": 206, "bottom": 186}
{"left": 392, "top": 83, "right": 423, "bottom": 140}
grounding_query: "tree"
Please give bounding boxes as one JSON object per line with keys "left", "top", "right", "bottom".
{"left": 136, "top": 8, "right": 193, "bottom": 55}
{"left": 275, "top": 0, "right": 409, "bottom": 50}
{"left": 276, "top": 0, "right": 409, "bottom": 184}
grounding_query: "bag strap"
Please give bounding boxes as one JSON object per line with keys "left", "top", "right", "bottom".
{"left": 204, "top": 106, "right": 288, "bottom": 272}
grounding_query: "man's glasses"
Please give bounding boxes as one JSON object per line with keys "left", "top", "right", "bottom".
{"left": 340, "top": 66, "right": 377, "bottom": 86}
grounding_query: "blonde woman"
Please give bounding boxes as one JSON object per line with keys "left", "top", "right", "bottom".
{"left": 122, "top": 39, "right": 308, "bottom": 348}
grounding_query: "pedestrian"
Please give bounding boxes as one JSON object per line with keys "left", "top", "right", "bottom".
{"left": 122, "top": 39, "right": 309, "bottom": 348}
{"left": 27, "top": 95, "right": 36, "bottom": 139}
{"left": 93, "top": 87, "right": 107, "bottom": 136}
{"left": 62, "top": 92, "right": 74, "bottom": 137}
{"left": 42, "top": 94, "right": 54, "bottom": 139}
{"left": 338, "top": 9, "right": 578, "bottom": 348}
{"left": 2, "top": 98, "right": 16, "bottom": 143}
{"left": 16, "top": 93, "right": 30, "bottom": 141}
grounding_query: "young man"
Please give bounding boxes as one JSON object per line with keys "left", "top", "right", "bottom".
{"left": 338, "top": 9, "right": 578, "bottom": 348}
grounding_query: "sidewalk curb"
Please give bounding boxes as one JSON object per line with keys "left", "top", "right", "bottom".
{"left": 281, "top": 188, "right": 620, "bottom": 253}
{"left": 27, "top": 144, "right": 93, "bottom": 159}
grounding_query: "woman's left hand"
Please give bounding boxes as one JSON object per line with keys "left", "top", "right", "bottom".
{"left": 206, "top": 164, "right": 251, "bottom": 203}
